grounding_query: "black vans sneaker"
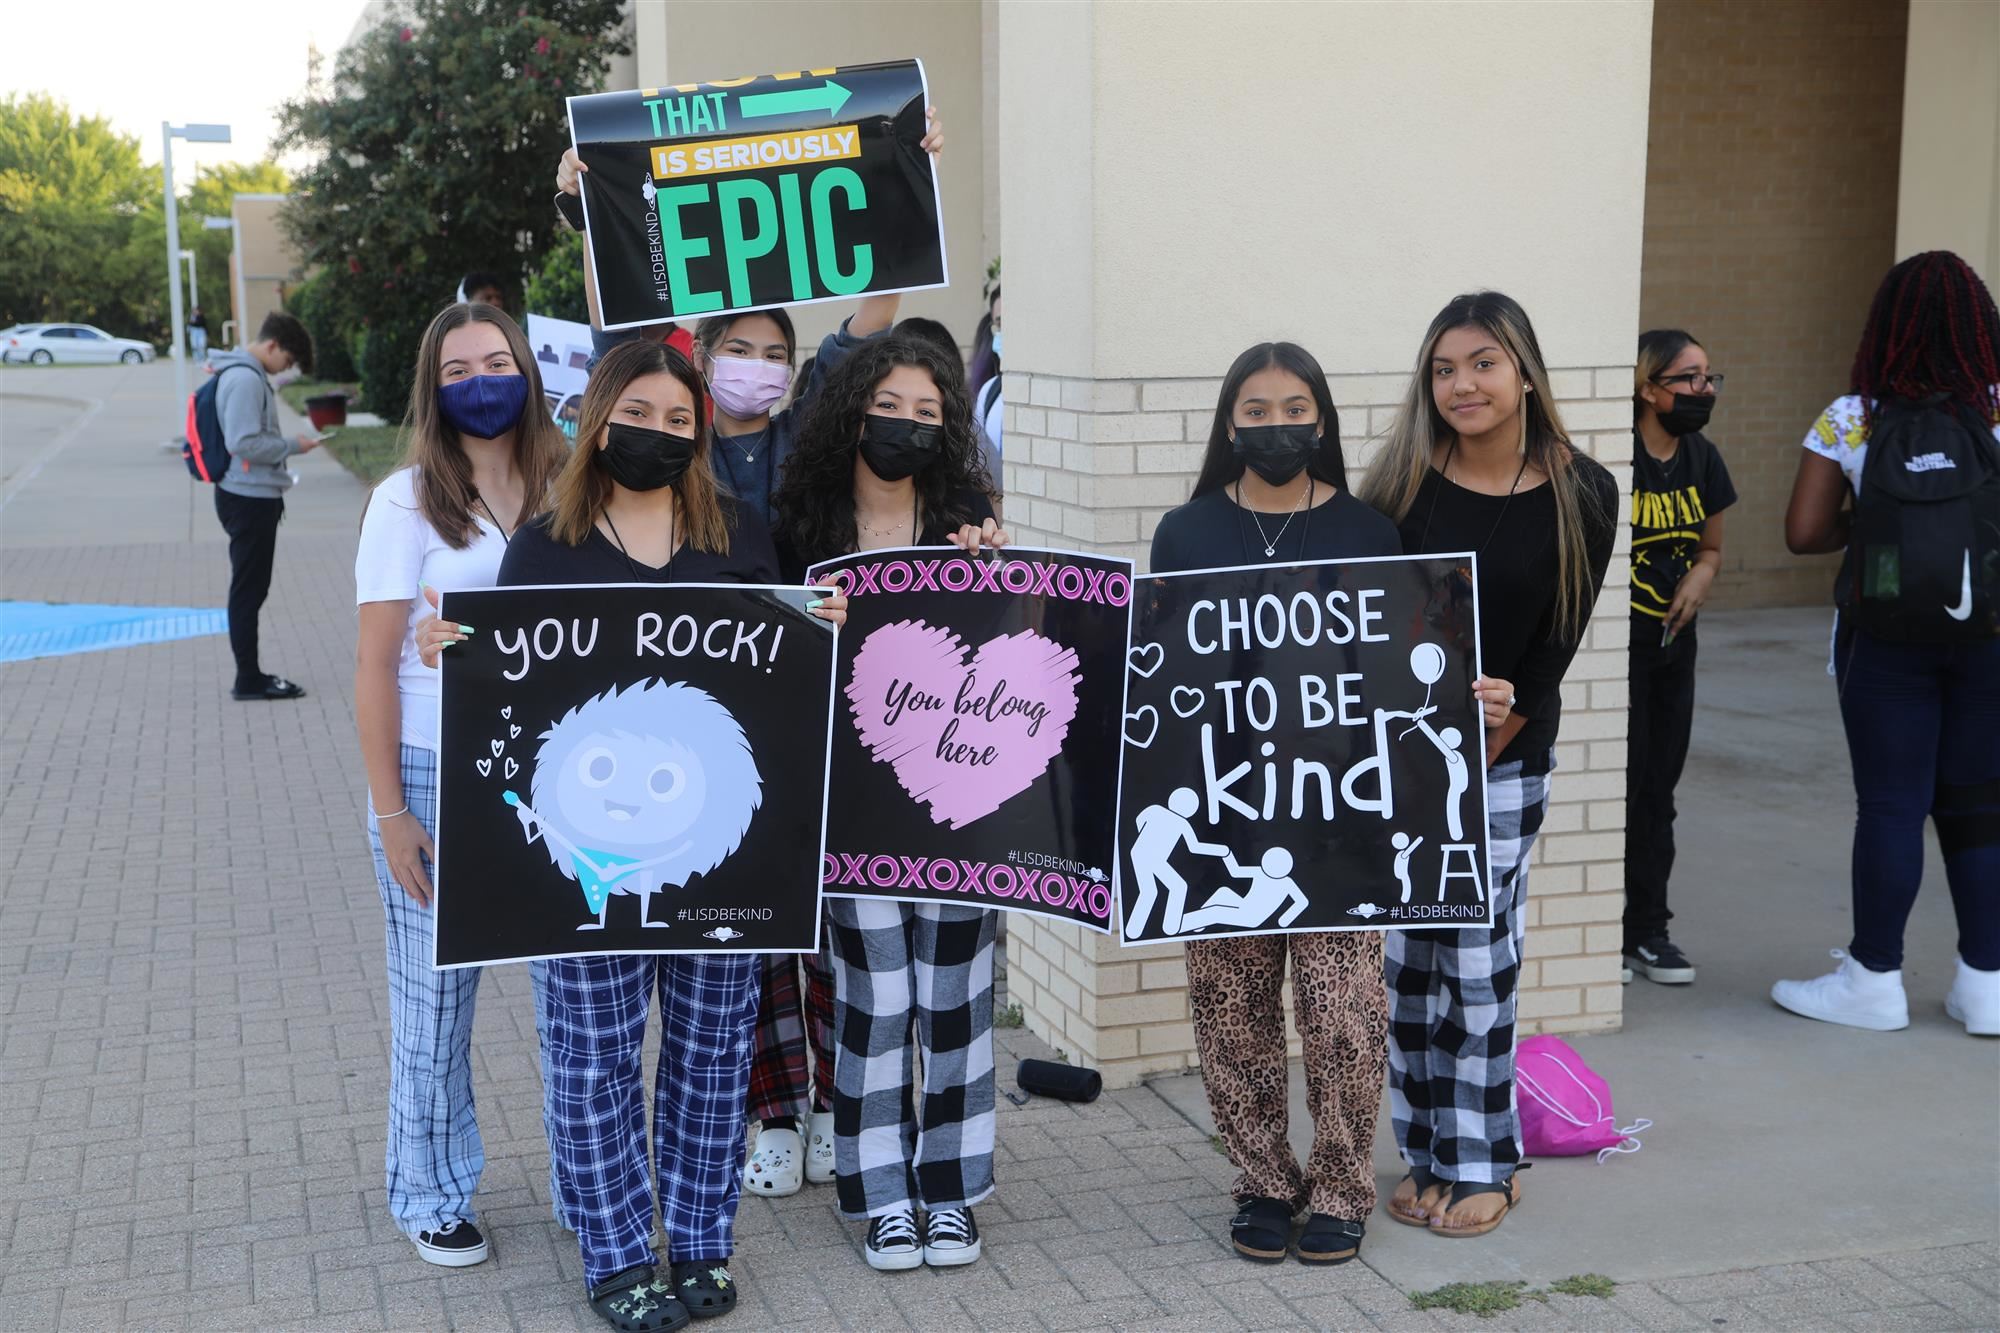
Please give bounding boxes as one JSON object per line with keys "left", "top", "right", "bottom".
{"left": 864, "top": 1208, "right": 923, "bottom": 1271}
{"left": 1626, "top": 936, "right": 1695, "bottom": 985}
{"left": 413, "top": 1220, "right": 489, "bottom": 1267}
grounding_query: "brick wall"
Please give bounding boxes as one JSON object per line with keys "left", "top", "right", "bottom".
{"left": 1002, "top": 366, "right": 1636, "bottom": 1085}
{"left": 1639, "top": 0, "right": 1909, "bottom": 611}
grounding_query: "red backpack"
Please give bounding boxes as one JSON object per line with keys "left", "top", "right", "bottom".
{"left": 181, "top": 363, "right": 263, "bottom": 483}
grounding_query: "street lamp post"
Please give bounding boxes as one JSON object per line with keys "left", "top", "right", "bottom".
{"left": 162, "top": 121, "right": 231, "bottom": 437}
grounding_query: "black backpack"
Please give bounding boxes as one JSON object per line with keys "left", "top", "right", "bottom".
{"left": 1843, "top": 394, "right": 2000, "bottom": 642}
{"left": 181, "top": 363, "right": 263, "bottom": 483}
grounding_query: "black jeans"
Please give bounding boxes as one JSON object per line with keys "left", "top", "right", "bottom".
{"left": 1624, "top": 618, "right": 1698, "bottom": 949}
{"left": 214, "top": 488, "right": 284, "bottom": 690}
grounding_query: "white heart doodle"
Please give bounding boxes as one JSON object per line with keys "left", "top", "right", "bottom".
{"left": 1124, "top": 705, "right": 1159, "bottom": 749}
{"left": 509, "top": 724, "right": 522, "bottom": 739}
{"left": 490, "top": 739, "right": 505, "bottom": 757}
{"left": 476, "top": 758, "right": 493, "bottom": 777}
{"left": 501, "top": 706, "right": 512, "bottom": 719}
{"left": 1127, "top": 642, "right": 1164, "bottom": 678}
{"left": 504, "top": 757, "right": 520, "bottom": 779}
{"left": 1170, "top": 685, "right": 1205, "bottom": 719}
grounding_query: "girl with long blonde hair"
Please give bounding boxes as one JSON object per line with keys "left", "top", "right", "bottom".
{"left": 353, "top": 301, "right": 566, "bottom": 1268}
{"left": 1359, "top": 290, "right": 1617, "bottom": 1240}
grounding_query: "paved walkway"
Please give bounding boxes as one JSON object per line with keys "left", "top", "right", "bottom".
{"left": 2, "top": 362, "right": 1995, "bottom": 1330}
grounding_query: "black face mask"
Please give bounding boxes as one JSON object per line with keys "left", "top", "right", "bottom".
{"left": 858, "top": 415, "right": 941, "bottom": 482}
{"left": 1232, "top": 423, "right": 1320, "bottom": 486}
{"left": 598, "top": 422, "right": 696, "bottom": 492}
{"left": 1656, "top": 393, "right": 1714, "bottom": 437}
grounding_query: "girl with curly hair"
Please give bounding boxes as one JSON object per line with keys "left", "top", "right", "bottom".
{"left": 771, "top": 334, "right": 1006, "bottom": 1272}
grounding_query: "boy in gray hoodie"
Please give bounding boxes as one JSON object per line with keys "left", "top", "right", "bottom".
{"left": 213, "top": 311, "right": 318, "bottom": 700}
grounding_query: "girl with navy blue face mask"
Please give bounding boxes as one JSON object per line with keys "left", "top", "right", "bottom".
{"left": 354, "top": 303, "right": 566, "bottom": 1270}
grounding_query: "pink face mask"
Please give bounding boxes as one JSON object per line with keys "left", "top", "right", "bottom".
{"left": 707, "top": 355, "right": 792, "bottom": 419}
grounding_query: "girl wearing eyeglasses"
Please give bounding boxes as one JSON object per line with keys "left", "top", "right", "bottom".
{"left": 1623, "top": 331, "right": 1735, "bottom": 987}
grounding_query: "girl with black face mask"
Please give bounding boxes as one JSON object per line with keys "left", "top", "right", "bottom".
{"left": 1624, "top": 329, "right": 1736, "bottom": 988}
{"left": 460, "top": 339, "right": 843, "bottom": 1329}
{"left": 1149, "top": 342, "right": 1402, "bottom": 1269}
{"left": 770, "top": 335, "right": 1005, "bottom": 1274}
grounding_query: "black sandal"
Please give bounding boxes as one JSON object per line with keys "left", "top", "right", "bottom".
{"left": 670, "top": 1260, "right": 738, "bottom": 1319}
{"left": 1294, "top": 1214, "right": 1364, "bottom": 1265}
{"left": 1228, "top": 1196, "right": 1294, "bottom": 1264}
{"left": 1387, "top": 1167, "right": 1443, "bottom": 1228}
{"left": 588, "top": 1265, "right": 690, "bottom": 1332}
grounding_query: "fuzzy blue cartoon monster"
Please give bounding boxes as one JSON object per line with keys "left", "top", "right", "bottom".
{"left": 502, "top": 679, "right": 762, "bottom": 930}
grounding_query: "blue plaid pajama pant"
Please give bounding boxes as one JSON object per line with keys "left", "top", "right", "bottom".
{"left": 1384, "top": 756, "right": 1551, "bottom": 1185}
{"left": 539, "top": 951, "right": 761, "bottom": 1285}
{"left": 369, "top": 745, "right": 484, "bottom": 1237}
{"left": 826, "top": 898, "right": 997, "bottom": 1219}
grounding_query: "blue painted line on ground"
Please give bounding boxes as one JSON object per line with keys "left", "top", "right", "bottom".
{"left": 0, "top": 601, "right": 230, "bottom": 663}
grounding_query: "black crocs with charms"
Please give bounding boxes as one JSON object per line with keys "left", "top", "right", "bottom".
{"left": 587, "top": 1265, "right": 690, "bottom": 1332}
{"left": 671, "top": 1261, "right": 738, "bottom": 1319}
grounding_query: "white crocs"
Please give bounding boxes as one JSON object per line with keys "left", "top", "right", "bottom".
{"left": 744, "top": 1125, "right": 804, "bottom": 1197}
{"left": 805, "top": 1109, "right": 835, "bottom": 1184}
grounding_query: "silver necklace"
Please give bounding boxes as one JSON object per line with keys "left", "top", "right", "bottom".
{"left": 1241, "top": 478, "right": 1313, "bottom": 558}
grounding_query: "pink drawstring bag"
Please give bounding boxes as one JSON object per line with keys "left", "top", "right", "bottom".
{"left": 1517, "top": 1035, "right": 1651, "bottom": 1163}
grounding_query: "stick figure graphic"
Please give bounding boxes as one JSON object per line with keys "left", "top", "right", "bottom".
{"left": 1392, "top": 831, "right": 1426, "bottom": 904}
{"left": 1179, "top": 847, "right": 1309, "bottom": 933}
{"left": 1125, "top": 787, "right": 1232, "bottom": 938}
{"left": 1384, "top": 643, "right": 1471, "bottom": 839}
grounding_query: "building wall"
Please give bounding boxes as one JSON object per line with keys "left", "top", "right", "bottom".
{"left": 1896, "top": 0, "right": 2000, "bottom": 283}
{"left": 638, "top": 0, "right": 995, "bottom": 352}
{"left": 999, "top": 0, "right": 1653, "bottom": 1085}
{"left": 229, "top": 195, "right": 304, "bottom": 350}
{"left": 1638, "top": 0, "right": 1909, "bottom": 612}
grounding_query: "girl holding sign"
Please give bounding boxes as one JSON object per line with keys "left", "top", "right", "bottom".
{"left": 464, "top": 338, "right": 843, "bottom": 1329}
{"left": 1360, "top": 291, "right": 1617, "bottom": 1239}
{"left": 1149, "top": 342, "right": 1404, "bottom": 1267}
{"left": 354, "top": 302, "right": 567, "bottom": 1267}
{"left": 771, "top": 334, "right": 1005, "bottom": 1271}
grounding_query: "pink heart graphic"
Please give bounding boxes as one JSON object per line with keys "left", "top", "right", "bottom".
{"left": 847, "top": 619, "right": 1081, "bottom": 829}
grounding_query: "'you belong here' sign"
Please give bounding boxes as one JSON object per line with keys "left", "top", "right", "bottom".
{"left": 1118, "top": 555, "right": 1493, "bottom": 943}
{"left": 569, "top": 60, "right": 947, "bottom": 330}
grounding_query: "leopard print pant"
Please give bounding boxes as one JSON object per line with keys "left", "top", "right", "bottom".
{"left": 1186, "top": 931, "right": 1389, "bottom": 1220}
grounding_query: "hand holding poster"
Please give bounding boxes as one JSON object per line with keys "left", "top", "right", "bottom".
{"left": 568, "top": 60, "right": 946, "bottom": 330}
{"left": 1118, "top": 555, "right": 1491, "bottom": 943}
{"left": 433, "top": 584, "right": 834, "bottom": 967}
{"left": 809, "top": 547, "right": 1135, "bottom": 931}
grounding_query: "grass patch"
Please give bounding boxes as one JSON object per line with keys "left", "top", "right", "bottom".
{"left": 1409, "top": 1275, "right": 1616, "bottom": 1318}
{"left": 320, "top": 424, "right": 404, "bottom": 487}
{"left": 994, "top": 1002, "right": 1024, "bottom": 1029}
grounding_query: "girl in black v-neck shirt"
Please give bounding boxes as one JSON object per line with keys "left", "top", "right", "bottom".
{"left": 1359, "top": 292, "right": 1616, "bottom": 1243}
{"left": 1148, "top": 342, "right": 1399, "bottom": 1270}
{"left": 492, "top": 340, "right": 842, "bottom": 1328}
{"left": 769, "top": 334, "right": 1004, "bottom": 1272}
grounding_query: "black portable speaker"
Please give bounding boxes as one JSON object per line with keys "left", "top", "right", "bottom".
{"left": 1016, "top": 1058, "right": 1102, "bottom": 1103}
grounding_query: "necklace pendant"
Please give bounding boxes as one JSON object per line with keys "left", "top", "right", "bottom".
{"left": 1264, "top": 545, "right": 1276, "bottom": 558}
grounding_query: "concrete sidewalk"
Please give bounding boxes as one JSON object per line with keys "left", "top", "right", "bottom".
{"left": 1, "top": 364, "right": 1994, "bottom": 1330}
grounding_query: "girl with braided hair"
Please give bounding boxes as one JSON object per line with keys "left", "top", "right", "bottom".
{"left": 1776, "top": 250, "right": 2000, "bottom": 1037}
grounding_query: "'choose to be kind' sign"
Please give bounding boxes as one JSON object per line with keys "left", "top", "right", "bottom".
{"left": 568, "top": 59, "right": 947, "bottom": 330}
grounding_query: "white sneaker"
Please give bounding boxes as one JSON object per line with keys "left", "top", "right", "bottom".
{"left": 805, "top": 1109, "right": 836, "bottom": 1184}
{"left": 1772, "top": 950, "right": 1909, "bottom": 1031}
{"left": 1945, "top": 957, "right": 2000, "bottom": 1036}
{"left": 744, "top": 1125, "right": 804, "bottom": 1197}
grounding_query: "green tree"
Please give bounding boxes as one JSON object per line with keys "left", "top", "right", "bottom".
{"left": 275, "top": 0, "right": 628, "bottom": 412}
{"left": 0, "top": 94, "right": 156, "bottom": 329}
{"left": 521, "top": 228, "right": 588, "bottom": 323}
{"left": 120, "top": 161, "right": 296, "bottom": 344}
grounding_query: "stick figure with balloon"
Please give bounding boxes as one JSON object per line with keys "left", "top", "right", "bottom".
{"left": 1381, "top": 642, "right": 1471, "bottom": 841}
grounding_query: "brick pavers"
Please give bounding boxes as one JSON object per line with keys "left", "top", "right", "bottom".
{"left": 3, "top": 456, "right": 1997, "bottom": 1328}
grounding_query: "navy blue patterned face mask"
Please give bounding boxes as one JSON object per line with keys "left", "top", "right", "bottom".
{"left": 437, "top": 373, "right": 530, "bottom": 439}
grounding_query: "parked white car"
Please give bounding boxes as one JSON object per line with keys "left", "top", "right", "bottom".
{"left": 1, "top": 324, "right": 156, "bottom": 365}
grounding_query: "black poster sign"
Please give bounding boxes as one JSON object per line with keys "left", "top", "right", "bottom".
{"left": 1118, "top": 555, "right": 1492, "bottom": 942}
{"left": 568, "top": 60, "right": 946, "bottom": 330}
{"left": 808, "top": 548, "right": 1136, "bottom": 932}
{"left": 434, "top": 583, "right": 833, "bottom": 967}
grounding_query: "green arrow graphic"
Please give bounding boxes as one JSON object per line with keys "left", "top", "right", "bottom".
{"left": 737, "top": 81, "right": 852, "bottom": 121}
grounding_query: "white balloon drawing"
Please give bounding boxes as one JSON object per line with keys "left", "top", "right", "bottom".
{"left": 1410, "top": 641, "right": 1447, "bottom": 686}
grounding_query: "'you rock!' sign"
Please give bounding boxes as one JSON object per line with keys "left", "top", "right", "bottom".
{"left": 810, "top": 548, "right": 1136, "bottom": 931}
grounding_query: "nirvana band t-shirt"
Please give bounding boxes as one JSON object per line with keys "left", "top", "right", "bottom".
{"left": 1630, "top": 430, "right": 1736, "bottom": 625}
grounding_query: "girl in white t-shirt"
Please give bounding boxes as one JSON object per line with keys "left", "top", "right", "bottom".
{"left": 353, "top": 302, "right": 566, "bottom": 1267}
{"left": 1775, "top": 250, "right": 2000, "bottom": 1039}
